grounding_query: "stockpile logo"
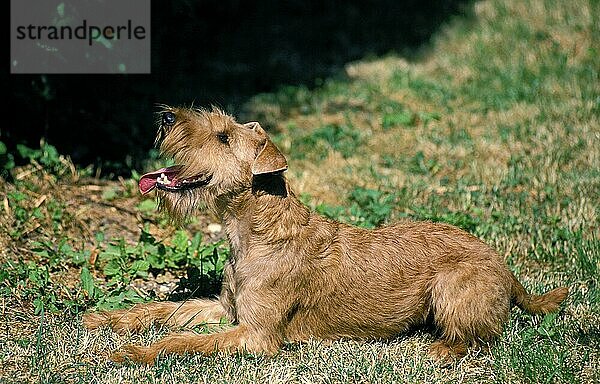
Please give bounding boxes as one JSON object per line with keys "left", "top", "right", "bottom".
{"left": 10, "top": 0, "right": 150, "bottom": 74}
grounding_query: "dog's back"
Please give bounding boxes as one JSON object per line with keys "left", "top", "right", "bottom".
{"left": 281, "top": 220, "right": 513, "bottom": 344}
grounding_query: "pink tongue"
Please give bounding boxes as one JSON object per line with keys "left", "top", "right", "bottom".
{"left": 138, "top": 166, "right": 182, "bottom": 195}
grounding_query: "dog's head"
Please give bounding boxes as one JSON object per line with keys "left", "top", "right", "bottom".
{"left": 139, "top": 106, "right": 287, "bottom": 220}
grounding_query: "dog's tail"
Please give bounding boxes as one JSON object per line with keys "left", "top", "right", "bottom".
{"left": 511, "top": 273, "right": 569, "bottom": 314}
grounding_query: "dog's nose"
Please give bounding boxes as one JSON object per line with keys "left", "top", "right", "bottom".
{"left": 162, "top": 111, "right": 176, "bottom": 126}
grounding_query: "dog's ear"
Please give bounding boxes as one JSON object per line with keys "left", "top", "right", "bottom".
{"left": 252, "top": 138, "right": 288, "bottom": 175}
{"left": 252, "top": 138, "right": 287, "bottom": 175}
{"left": 245, "top": 121, "right": 287, "bottom": 175}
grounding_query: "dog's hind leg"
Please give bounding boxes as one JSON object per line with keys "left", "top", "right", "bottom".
{"left": 83, "top": 298, "right": 227, "bottom": 334}
{"left": 428, "top": 263, "right": 511, "bottom": 360}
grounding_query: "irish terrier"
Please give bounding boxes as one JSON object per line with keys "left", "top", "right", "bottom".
{"left": 83, "top": 107, "right": 568, "bottom": 364}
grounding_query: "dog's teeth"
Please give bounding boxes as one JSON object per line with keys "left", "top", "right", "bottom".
{"left": 157, "top": 173, "right": 170, "bottom": 185}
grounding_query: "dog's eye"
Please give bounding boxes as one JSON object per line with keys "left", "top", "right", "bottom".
{"left": 162, "top": 111, "right": 176, "bottom": 126}
{"left": 217, "top": 133, "right": 229, "bottom": 144}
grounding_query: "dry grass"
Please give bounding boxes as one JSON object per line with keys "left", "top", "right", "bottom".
{"left": 4, "top": 308, "right": 593, "bottom": 384}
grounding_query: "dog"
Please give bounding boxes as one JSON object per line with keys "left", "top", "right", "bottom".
{"left": 83, "top": 107, "right": 568, "bottom": 364}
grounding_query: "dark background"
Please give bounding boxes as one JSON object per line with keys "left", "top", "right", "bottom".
{"left": 7, "top": 0, "right": 472, "bottom": 176}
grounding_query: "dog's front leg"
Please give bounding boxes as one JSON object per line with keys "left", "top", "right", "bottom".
{"left": 111, "top": 287, "right": 292, "bottom": 364}
{"left": 83, "top": 298, "right": 227, "bottom": 334}
{"left": 111, "top": 324, "right": 282, "bottom": 364}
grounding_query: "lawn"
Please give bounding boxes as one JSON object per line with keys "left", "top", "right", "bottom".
{"left": 1, "top": 0, "right": 598, "bottom": 382}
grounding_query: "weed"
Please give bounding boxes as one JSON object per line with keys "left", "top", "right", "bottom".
{"left": 88, "top": 229, "right": 229, "bottom": 310}
{"left": 16, "top": 141, "right": 71, "bottom": 177}
{"left": 382, "top": 110, "right": 415, "bottom": 129}
{"left": 0, "top": 140, "right": 15, "bottom": 178}
{"left": 407, "top": 207, "right": 482, "bottom": 234}
{"left": 101, "top": 186, "right": 119, "bottom": 201}
{"left": 377, "top": 99, "right": 409, "bottom": 130}
{"left": 408, "top": 151, "right": 441, "bottom": 175}
{"left": 135, "top": 198, "right": 157, "bottom": 213}
{"left": 290, "top": 123, "right": 364, "bottom": 160}
{"left": 313, "top": 187, "right": 398, "bottom": 228}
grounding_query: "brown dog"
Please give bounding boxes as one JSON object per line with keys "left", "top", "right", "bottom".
{"left": 83, "top": 107, "right": 568, "bottom": 364}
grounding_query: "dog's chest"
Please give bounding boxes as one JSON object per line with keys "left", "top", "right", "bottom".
{"left": 224, "top": 217, "right": 248, "bottom": 261}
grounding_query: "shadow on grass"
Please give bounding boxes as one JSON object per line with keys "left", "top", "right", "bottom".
{"left": 167, "top": 266, "right": 223, "bottom": 301}
{"left": 8, "top": 0, "right": 475, "bottom": 175}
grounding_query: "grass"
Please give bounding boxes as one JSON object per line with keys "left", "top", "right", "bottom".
{"left": 2, "top": 0, "right": 599, "bottom": 382}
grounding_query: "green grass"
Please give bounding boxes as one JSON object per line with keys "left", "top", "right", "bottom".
{"left": 2, "top": 0, "right": 599, "bottom": 382}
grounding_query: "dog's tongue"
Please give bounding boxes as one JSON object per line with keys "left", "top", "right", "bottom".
{"left": 138, "top": 166, "right": 182, "bottom": 195}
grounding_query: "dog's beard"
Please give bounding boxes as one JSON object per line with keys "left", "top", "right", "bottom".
{"left": 157, "top": 187, "right": 217, "bottom": 225}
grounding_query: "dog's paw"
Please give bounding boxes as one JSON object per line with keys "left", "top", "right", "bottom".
{"left": 428, "top": 340, "right": 466, "bottom": 366}
{"left": 111, "top": 344, "right": 157, "bottom": 365}
{"left": 82, "top": 312, "right": 110, "bottom": 330}
{"left": 83, "top": 311, "right": 140, "bottom": 335}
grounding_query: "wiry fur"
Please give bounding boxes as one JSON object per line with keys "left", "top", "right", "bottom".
{"left": 83, "top": 107, "right": 569, "bottom": 364}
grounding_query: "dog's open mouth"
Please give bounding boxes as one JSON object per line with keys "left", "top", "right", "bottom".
{"left": 139, "top": 165, "right": 212, "bottom": 195}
